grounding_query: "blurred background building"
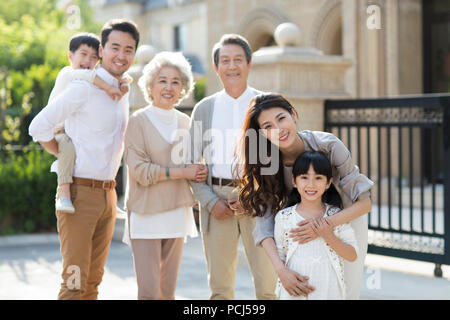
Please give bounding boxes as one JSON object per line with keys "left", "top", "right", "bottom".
{"left": 92, "top": 0, "right": 449, "bottom": 99}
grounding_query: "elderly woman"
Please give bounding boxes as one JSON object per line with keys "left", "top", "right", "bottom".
{"left": 123, "top": 51, "right": 207, "bottom": 300}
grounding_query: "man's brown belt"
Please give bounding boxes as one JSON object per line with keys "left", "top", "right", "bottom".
{"left": 72, "top": 177, "right": 117, "bottom": 190}
{"left": 211, "top": 177, "right": 238, "bottom": 187}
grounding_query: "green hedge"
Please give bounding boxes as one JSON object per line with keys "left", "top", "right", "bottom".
{"left": 0, "top": 145, "right": 57, "bottom": 235}
{"left": 194, "top": 77, "right": 206, "bottom": 102}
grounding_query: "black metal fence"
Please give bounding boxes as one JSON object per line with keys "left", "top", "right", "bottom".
{"left": 324, "top": 94, "right": 450, "bottom": 277}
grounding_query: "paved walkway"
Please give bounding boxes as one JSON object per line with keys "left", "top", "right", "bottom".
{"left": 0, "top": 232, "right": 449, "bottom": 300}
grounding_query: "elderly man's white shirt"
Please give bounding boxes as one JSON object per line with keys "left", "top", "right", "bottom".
{"left": 29, "top": 66, "right": 129, "bottom": 181}
{"left": 210, "top": 86, "right": 256, "bottom": 179}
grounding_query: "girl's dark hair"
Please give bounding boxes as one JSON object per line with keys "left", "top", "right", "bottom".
{"left": 234, "top": 93, "right": 297, "bottom": 217}
{"left": 287, "top": 151, "right": 342, "bottom": 209}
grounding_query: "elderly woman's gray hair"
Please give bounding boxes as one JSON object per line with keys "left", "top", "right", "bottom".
{"left": 138, "top": 51, "right": 194, "bottom": 105}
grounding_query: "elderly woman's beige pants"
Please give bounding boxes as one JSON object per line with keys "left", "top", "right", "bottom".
{"left": 130, "top": 237, "right": 184, "bottom": 300}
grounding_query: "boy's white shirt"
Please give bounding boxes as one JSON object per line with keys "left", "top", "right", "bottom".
{"left": 45, "top": 66, "right": 132, "bottom": 174}
{"left": 48, "top": 66, "right": 97, "bottom": 173}
{"left": 49, "top": 65, "right": 132, "bottom": 105}
{"left": 49, "top": 66, "right": 97, "bottom": 103}
{"left": 29, "top": 66, "right": 129, "bottom": 181}
{"left": 274, "top": 204, "right": 359, "bottom": 299}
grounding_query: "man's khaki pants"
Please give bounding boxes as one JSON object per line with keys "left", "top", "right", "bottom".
{"left": 202, "top": 185, "right": 277, "bottom": 300}
{"left": 56, "top": 183, "right": 116, "bottom": 300}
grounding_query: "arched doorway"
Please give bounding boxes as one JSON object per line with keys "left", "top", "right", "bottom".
{"left": 310, "top": 0, "right": 343, "bottom": 55}
{"left": 238, "top": 7, "right": 287, "bottom": 52}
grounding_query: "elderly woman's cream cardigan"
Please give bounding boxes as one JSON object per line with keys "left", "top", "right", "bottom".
{"left": 124, "top": 107, "right": 195, "bottom": 215}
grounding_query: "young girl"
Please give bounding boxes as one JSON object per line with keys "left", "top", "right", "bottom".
{"left": 274, "top": 151, "right": 358, "bottom": 300}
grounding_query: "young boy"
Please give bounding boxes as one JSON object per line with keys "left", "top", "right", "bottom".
{"left": 50, "top": 33, "right": 131, "bottom": 213}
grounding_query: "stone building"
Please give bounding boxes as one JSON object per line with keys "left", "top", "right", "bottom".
{"left": 92, "top": 0, "right": 448, "bottom": 99}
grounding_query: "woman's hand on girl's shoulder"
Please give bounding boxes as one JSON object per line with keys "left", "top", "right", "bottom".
{"left": 289, "top": 219, "right": 318, "bottom": 244}
{"left": 311, "top": 218, "right": 335, "bottom": 242}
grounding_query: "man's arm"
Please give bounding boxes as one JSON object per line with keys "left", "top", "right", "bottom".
{"left": 39, "top": 138, "right": 59, "bottom": 157}
{"left": 29, "top": 81, "right": 89, "bottom": 149}
{"left": 187, "top": 102, "right": 221, "bottom": 212}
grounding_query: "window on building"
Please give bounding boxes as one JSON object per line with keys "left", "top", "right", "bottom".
{"left": 422, "top": 0, "right": 448, "bottom": 184}
{"left": 423, "top": 0, "right": 450, "bottom": 93}
{"left": 173, "top": 24, "right": 187, "bottom": 52}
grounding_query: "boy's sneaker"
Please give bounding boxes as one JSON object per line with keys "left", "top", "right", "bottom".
{"left": 56, "top": 198, "right": 75, "bottom": 214}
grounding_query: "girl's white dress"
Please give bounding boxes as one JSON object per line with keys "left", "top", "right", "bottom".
{"left": 274, "top": 204, "right": 358, "bottom": 300}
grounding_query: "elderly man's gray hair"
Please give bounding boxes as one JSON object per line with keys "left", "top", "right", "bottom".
{"left": 138, "top": 51, "right": 194, "bottom": 105}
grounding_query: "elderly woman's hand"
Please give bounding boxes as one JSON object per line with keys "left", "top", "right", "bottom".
{"left": 194, "top": 164, "right": 208, "bottom": 182}
{"left": 184, "top": 164, "right": 208, "bottom": 182}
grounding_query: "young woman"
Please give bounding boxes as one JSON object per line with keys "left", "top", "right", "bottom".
{"left": 235, "top": 93, "right": 373, "bottom": 299}
{"left": 275, "top": 151, "right": 358, "bottom": 300}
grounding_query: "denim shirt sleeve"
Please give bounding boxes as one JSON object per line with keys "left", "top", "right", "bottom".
{"left": 253, "top": 206, "right": 275, "bottom": 247}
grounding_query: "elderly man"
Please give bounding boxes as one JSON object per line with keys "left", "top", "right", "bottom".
{"left": 189, "top": 34, "right": 277, "bottom": 300}
{"left": 29, "top": 19, "right": 139, "bottom": 300}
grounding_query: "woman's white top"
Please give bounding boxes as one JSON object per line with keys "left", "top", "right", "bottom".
{"left": 274, "top": 204, "right": 358, "bottom": 300}
{"left": 123, "top": 105, "right": 198, "bottom": 244}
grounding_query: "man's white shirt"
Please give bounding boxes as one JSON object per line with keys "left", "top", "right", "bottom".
{"left": 210, "top": 86, "right": 257, "bottom": 179}
{"left": 29, "top": 66, "right": 129, "bottom": 181}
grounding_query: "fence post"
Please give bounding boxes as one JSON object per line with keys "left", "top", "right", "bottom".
{"left": 442, "top": 96, "right": 450, "bottom": 277}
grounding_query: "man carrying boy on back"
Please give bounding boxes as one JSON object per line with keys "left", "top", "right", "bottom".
{"left": 29, "top": 19, "right": 140, "bottom": 300}
{"left": 47, "top": 32, "right": 130, "bottom": 214}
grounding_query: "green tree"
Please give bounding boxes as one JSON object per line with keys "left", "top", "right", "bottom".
{"left": 0, "top": 0, "right": 101, "bottom": 145}
{"left": 0, "top": 0, "right": 102, "bottom": 234}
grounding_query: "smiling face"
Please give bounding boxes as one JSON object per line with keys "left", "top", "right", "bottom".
{"left": 214, "top": 44, "right": 251, "bottom": 93}
{"left": 99, "top": 30, "right": 136, "bottom": 78}
{"left": 257, "top": 106, "right": 298, "bottom": 149}
{"left": 68, "top": 44, "right": 99, "bottom": 70}
{"left": 293, "top": 165, "right": 332, "bottom": 203}
{"left": 149, "top": 66, "right": 183, "bottom": 110}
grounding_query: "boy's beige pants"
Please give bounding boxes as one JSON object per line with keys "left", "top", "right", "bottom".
{"left": 56, "top": 183, "right": 117, "bottom": 300}
{"left": 54, "top": 133, "right": 75, "bottom": 185}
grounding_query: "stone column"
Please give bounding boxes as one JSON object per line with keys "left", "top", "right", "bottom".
{"left": 127, "top": 44, "right": 157, "bottom": 113}
{"left": 248, "top": 23, "right": 351, "bottom": 132}
{"left": 114, "top": 44, "right": 156, "bottom": 242}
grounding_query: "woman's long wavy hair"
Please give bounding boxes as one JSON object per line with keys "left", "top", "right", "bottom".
{"left": 233, "top": 93, "right": 297, "bottom": 217}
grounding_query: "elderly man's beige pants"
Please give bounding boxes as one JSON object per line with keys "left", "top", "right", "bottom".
{"left": 56, "top": 183, "right": 116, "bottom": 300}
{"left": 202, "top": 185, "right": 277, "bottom": 300}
